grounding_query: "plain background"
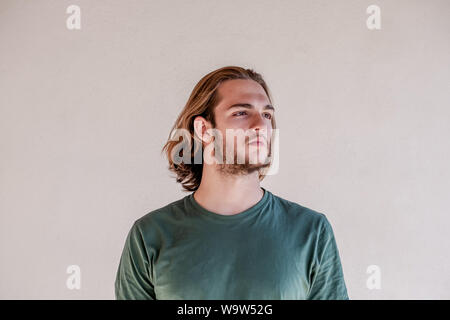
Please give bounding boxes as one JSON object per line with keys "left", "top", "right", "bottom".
{"left": 1, "top": 0, "right": 449, "bottom": 299}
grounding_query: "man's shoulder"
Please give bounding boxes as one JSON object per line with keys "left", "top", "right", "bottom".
{"left": 271, "top": 191, "right": 328, "bottom": 226}
{"left": 269, "top": 192, "right": 335, "bottom": 243}
{"left": 133, "top": 194, "right": 189, "bottom": 231}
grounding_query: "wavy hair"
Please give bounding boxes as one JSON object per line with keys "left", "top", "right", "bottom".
{"left": 161, "top": 66, "right": 277, "bottom": 192}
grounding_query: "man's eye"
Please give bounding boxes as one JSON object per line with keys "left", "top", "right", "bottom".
{"left": 232, "top": 111, "right": 272, "bottom": 119}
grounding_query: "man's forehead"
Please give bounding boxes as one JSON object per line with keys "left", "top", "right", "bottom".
{"left": 235, "top": 91, "right": 268, "bottom": 101}
{"left": 218, "top": 88, "right": 269, "bottom": 108}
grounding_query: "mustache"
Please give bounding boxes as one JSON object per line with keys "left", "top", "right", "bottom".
{"left": 248, "top": 134, "right": 268, "bottom": 145}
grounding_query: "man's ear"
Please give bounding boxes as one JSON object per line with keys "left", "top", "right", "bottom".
{"left": 193, "top": 116, "right": 213, "bottom": 145}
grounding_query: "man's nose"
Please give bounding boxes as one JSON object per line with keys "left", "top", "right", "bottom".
{"left": 250, "top": 116, "right": 269, "bottom": 140}
{"left": 251, "top": 113, "right": 267, "bottom": 131}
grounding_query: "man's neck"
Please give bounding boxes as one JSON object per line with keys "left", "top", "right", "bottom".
{"left": 193, "top": 167, "right": 264, "bottom": 216}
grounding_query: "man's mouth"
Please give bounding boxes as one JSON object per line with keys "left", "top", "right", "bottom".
{"left": 249, "top": 138, "right": 266, "bottom": 147}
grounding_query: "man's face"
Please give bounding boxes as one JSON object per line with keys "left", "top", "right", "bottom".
{"left": 210, "top": 79, "right": 274, "bottom": 176}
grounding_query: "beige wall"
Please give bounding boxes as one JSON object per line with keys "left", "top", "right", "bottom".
{"left": 1, "top": 0, "right": 449, "bottom": 299}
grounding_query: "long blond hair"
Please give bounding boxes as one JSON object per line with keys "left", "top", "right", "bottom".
{"left": 161, "top": 66, "right": 277, "bottom": 192}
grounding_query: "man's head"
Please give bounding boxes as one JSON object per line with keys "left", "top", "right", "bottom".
{"left": 162, "top": 66, "right": 277, "bottom": 191}
{"left": 197, "top": 78, "right": 274, "bottom": 177}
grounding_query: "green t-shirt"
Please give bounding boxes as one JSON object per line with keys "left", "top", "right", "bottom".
{"left": 114, "top": 187, "right": 349, "bottom": 300}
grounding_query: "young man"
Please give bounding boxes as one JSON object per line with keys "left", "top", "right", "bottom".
{"left": 114, "top": 66, "right": 349, "bottom": 300}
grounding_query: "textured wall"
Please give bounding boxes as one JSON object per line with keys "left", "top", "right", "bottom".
{"left": 1, "top": 0, "right": 449, "bottom": 299}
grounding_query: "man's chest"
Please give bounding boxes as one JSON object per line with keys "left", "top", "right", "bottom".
{"left": 152, "top": 225, "right": 312, "bottom": 299}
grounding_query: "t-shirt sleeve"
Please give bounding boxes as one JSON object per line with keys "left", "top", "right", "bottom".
{"left": 114, "top": 221, "right": 156, "bottom": 300}
{"left": 307, "top": 214, "right": 349, "bottom": 300}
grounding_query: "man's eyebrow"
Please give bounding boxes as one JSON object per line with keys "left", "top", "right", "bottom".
{"left": 227, "top": 103, "right": 275, "bottom": 111}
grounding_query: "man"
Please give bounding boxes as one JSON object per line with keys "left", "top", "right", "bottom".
{"left": 114, "top": 66, "right": 349, "bottom": 300}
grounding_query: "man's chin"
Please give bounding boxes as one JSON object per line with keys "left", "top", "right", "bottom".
{"left": 216, "top": 161, "right": 271, "bottom": 176}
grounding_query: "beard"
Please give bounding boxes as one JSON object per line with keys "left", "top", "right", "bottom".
{"left": 216, "top": 161, "right": 271, "bottom": 177}
{"left": 214, "top": 138, "right": 272, "bottom": 177}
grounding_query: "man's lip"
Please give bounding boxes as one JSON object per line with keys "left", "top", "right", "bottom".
{"left": 249, "top": 139, "right": 266, "bottom": 146}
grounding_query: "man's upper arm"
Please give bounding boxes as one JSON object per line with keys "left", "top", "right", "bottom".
{"left": 115, "top": 221, "right": 156, "bottom": 300}
{"left": 307, "top": 214, "right": 349, "bottom": 300}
